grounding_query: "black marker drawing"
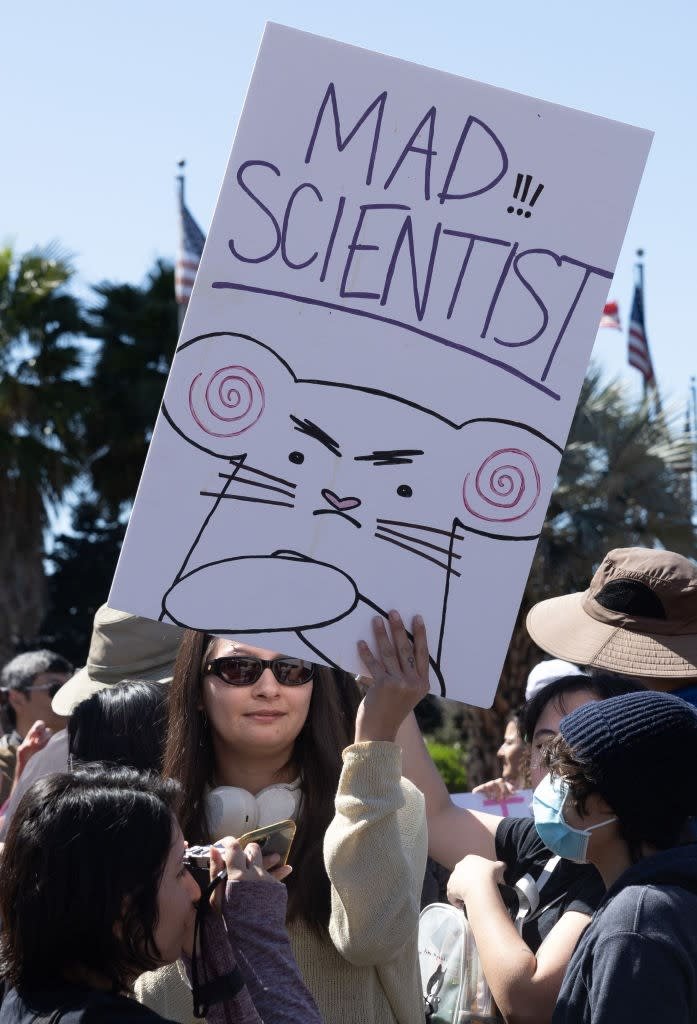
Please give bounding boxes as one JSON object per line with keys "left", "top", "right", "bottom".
{"left": 507, "top": 173, "right": 544, "bottom": 218}
{"left": 158, "top": 331, "right": 562, "bottom": 696}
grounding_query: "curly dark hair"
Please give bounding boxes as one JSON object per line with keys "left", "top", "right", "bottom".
{"left": 542, "top": 734, "right": 688, "bottom": 862}
{"left": 542, "top": 734, "right": 600, "bottom": 817}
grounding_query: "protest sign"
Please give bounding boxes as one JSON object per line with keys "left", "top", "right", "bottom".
{"left": 452, "top": 790, "right": 533, "bottom": 818}
{"left": 109, "top": 23, "right": 653, "bottom": 707}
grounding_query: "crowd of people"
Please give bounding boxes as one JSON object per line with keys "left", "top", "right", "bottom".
{"left": 0, "top": 544, "right": 695, "bottom": 1024}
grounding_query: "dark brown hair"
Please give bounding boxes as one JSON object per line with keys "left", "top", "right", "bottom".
{"left": 69, "top": 680, "right": 169, "bottom": 772}
{"left": 521, "top": 673, "right": 645, "bottom": 744}
{"left": 0, "top": 768, "right": 180, "bottom": 991}
{"left": 162, "top": 630, "right": 362, "bottom": 932}
{"left": 542, "top": 734, "right": 598, "bottom": 817}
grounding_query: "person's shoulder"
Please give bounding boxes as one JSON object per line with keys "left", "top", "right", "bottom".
{"left": 0, "top": 740, "right": 17, "bottom": 776}
{"left": 495, "top": 814, "right": 541, "bottom": 859}
{"left": 607, "top": 878, "right": 697, "bottom": 930}
{"left": 0, "top": 732, "right": 19, "bottom": 755}
{"left": 0, "top": 988, "right": 168, "bottom": 1024}
{"left": 81, "top": 992, "right": 171, "bottom": 1024}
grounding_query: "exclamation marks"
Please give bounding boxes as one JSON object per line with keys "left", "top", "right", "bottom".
{"left": 507, "top": 174, "right": 544, "bottom": 218}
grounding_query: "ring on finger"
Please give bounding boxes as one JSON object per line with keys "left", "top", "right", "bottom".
{"left": 407, "top": 655, "right": 415, "bottom": 668}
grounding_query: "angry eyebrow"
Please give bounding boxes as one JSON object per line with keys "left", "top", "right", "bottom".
{"left": 354, "top": 449, "right": 424, "bottom": 466}
{"left": 290, "top": 415, "right": 342, "bottom": 457}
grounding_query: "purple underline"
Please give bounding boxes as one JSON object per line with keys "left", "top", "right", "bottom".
{"left": 210, "top": 281, "right": 561, "bottom": 401}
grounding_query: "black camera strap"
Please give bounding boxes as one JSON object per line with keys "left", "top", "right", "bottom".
{"left": 190, "top": 871, "right": 246, "bottom": 1019}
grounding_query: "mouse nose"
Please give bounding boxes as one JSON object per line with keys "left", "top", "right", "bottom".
{"left": 321, "top": 488, "right": 362, "bottom": 511}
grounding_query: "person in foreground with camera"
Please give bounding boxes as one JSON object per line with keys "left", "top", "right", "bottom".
{"left": 0, "top": 767, "right": 322, "bottom": 1024}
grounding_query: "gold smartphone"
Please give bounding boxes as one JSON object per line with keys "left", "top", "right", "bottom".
{"left": 235, "top": 818, "right": 297, "bottom": 866}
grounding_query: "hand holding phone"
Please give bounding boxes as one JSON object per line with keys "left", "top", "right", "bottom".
{"left": 236, "top": 818, "right": 296, "bottom": 866}
{"left": 185, "top": 819, "right": 296, "bottom": 892}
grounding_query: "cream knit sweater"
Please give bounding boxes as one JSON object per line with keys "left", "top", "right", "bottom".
{"left": 136, "top": 741, "right": 426, "bottom": 1024}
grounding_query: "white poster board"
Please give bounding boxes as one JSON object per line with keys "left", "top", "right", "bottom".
{"left": 109, "top": 24, "right": 652, "bottom": 707}
{"left": 452, "top": 790, "right": 533, "bottom": 818}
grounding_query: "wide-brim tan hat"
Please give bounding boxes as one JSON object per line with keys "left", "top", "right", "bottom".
{"left": 527, "top": 548, "right": 697, "bottom": 680}
{"left": 52, "top": 604, "right": 184, "bottom": 716}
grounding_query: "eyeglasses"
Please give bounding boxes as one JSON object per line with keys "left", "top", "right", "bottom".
{"left": 25, "top": 683, "right": 64, "bottom": 698}
{"left": 203, "top": 656, "right": 315, "bottom": 687}
{"left": 0, "top": 682, "right": 64, "bottom": 703}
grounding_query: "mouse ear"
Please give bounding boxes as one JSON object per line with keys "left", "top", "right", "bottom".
{"left": 463, "top": 446, "right": 541, "bottom": 524}
{"left": 188, "top": 363, "right": 265, "bottom": 438}
{"left": 458, "top": 420, "right": 560, "bottom": 536}
{"left": 161, "top": 332, "right": 290, "bottom": 458}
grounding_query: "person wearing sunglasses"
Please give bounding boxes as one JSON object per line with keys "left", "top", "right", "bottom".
{"left": 0, "top": 649, "right": 72, "bottom": 804}
{"left": 136, "top": 616, "right": 430, "bottom": 1024}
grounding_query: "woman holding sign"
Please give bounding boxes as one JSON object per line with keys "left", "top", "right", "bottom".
{"left": 136, "top": 613, "right": 430, "bottom": 1024}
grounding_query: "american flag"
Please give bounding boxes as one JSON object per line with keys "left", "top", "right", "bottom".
{"left": 175, "top": 187, "right": 206, "bottom": 306}
{"left": 627, "top": 283, "right": 655, "bottom": 385}
{"left": 673, "top": 402, "right": 694, "bottom": 475}
{"left": 599, "top": 301, "right": 621, "bottom": 330}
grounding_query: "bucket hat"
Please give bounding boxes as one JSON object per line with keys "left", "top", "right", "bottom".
{"left": 52, "top": 605, "right": 184, "bottom": 716}
{"left": 526, "top": 548, "right": 697, "bottom": 679}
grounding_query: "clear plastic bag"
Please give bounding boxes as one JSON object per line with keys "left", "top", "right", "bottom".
{"left": 419, "top": 902, "right": 497, "bottom": 1024}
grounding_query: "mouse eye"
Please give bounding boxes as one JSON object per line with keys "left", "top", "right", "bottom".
{"left": 397, "top": 484, "right": 413, "bottom": 498}
{"left": 289, "top": 451, "right": 305, "bottom": 465}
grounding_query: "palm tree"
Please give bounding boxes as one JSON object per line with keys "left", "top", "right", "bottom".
{"left": 461, "top": 367, "right": 696, "bottom": 784}
{"left": 82, "top": 260, "right": 178, "bottom": 515}
{"left": 0, "top": 243, "right": 85, "bottom": 660}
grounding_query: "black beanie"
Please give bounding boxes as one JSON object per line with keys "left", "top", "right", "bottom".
{"left": 559, "top": 691, "right": 697, "bottom": 845}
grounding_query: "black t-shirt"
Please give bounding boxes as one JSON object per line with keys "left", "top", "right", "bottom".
{"left": 495, "top": 817, "right": 605, "bottom": 953}
{"left": 0, "top": 985, "right": 175, "bottom": 1024}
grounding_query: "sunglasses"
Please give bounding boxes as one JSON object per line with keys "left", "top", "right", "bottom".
{"left": 204, "top": 656, "right": 315, "bottom": 687}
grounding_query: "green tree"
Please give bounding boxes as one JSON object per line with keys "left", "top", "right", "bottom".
{"left": 39, "top": 497, "right": 126, "bottom": 666}
{"left": 82, "top": 260, "right": 178, "bottom": 516}
{"left": 462, "top": 368, "right": 696, "bottom": 785}
{"left": 0, "top": 243, "right": 85, "bottom": 660}
{"left": 425, "top": 740, "right": 468, "bottom": 793}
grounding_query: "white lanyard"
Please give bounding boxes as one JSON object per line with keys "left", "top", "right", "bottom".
{"left": 514, "top": 855, "right": 561, "bottom": 931}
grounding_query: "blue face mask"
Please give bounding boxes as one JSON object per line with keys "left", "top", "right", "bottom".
{"left": 532, "top": 773, "right": 617, "bottom": 864}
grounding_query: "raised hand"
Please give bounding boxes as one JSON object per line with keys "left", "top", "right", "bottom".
{"left": 472, "top": 778, "right": 518, "bottom": 800}
{"left": 15, "top": 720, "right": 52, "bottom": 781}
{"left": 355, "top": 610, "right": 431, "bottom": 743}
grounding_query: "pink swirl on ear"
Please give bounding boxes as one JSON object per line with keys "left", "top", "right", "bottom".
{"left": 462, "top": 448, "right": 541, "bottom": 522}
{"left": 188, "top": 365, "right": 264, "bottom": 437}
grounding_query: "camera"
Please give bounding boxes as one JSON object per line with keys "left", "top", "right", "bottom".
{"left": 183, "top": 818, "right": 297, "bottom": 884}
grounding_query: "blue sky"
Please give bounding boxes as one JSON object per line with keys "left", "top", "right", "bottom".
{"left": 4, "top": 0, "right": 696, "bottom": 414}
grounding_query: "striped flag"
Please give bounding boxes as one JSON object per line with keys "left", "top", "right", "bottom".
{"left": 627, "top": 283, "right": 655, "bottom": 385}
{"left": 673, "top": 402, "right": 694, "bottom": 474}
{"left": 599, "top": 301, "right": 621, "bottom": 330}
{"left": 175, "top": 187, "right": 206, "bottom": 306}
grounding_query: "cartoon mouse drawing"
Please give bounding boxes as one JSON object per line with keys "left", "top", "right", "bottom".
{"left": 159, "top": 331, "right": 561, "bottom": 696}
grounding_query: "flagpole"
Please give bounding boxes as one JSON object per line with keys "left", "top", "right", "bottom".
{"left": 635, "top": 248, "right": 662, "bottom": 417}
{"left": 635, "top": 250, "right": 647, "bottom": 403}
{"left": 176, "top": 160, "right": 186, "bottom": 333}
{"left": 691, "top": 374, "right": 697, "bottom": 525}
